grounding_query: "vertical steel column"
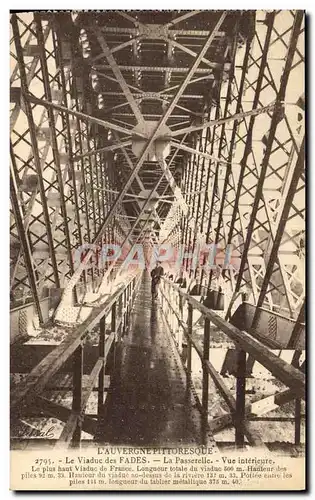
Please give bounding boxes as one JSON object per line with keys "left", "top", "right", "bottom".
{"left": 182, "top": 141, "right": 197, "bottom": 274}
{"left": 11, "top": 14, "right": 60, "bottom": 288}
{"left": 179, "top": 293, "right": 183, "bottom": 321}
{"left": 288, "top": 300, "right": 305, "bottom": 349}
{"left": 89, "top": 137, "right": 102, "bottom": 234}
{"left": 97, "top": 316, "right": 106, "bottom": 414}
{"left": 34, "top": 14, "right": 77, "bottom": 303}
{"left": 192, "top": 125, "right": 211, "bottom": 282}
{"left": 180, "top": 148, "right": 191, "bottom": 265}
{"left": 187, "top": 303, "right": 193, "bottom": 385}
{"left": 223, "top": 15, "right": 276, "bottom": 314}
{"left": 111, "top": 301, "right": 117, "bottom": 333}
{"left": 189, "top": 134, "right": 202, "bottom": 279}
{"left": 235, "top": 349, "right": 246, "bottom": 448}
{"left": 222, "top": 16, "right": 277, "bottom": 324}
{"left": 10, "top": 154, "right": 44, "bottom": 323}
{"left": 87, "top": 154, "right": 98, "bottom": 241}
{"left": 122, "top": 288, "right": 127, "bottom": 336}
{"left": 199, "top": 90, "right": 223, "bottom": 290}
{"left": 72, "top": 343, "right": 83, "bottom": 445}
{"left": 160, "top": 286, "right": 164, "bottom": 309}
{"left": 199, "top": 120, "right": 212, "bottom": 238}
{"left": 294, "top": 398, "right": 301, "bottom": 445}
{"left": 98, "top": 150, "right": 107, "bottom": 221}
{"left": 288, "top": 301, "right": 305, "bottom": 446}
{"left": 207, "top": 20, "right": 241, "bottom": 288}
{"left": 52, "top": 22, "right": 86, "bottom": 284}
{"left": 250, "top": 137, "right": 305, "bottom": 323}
{"left": 118, "top": 294, "right": 123, "bottom": 340}
{"left": 202, "top": 318, "right": 211, "bottom": 443}
{"left": 228, "top": 12, "right": 304, "bottom": 309}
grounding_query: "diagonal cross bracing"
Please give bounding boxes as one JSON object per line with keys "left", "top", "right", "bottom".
{"left": 59, "top": 12, "right": 228, "bottom": 294}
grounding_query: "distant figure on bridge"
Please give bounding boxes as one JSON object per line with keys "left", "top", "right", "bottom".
{"left": 151, "top": 261, "right": 164, "bottom": 299}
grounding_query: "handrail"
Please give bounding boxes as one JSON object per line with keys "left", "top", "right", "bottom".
{"left": 160, "top": 287, "right": 266, "bottom": 447}
{"left": 159, "top": 277, "right": 305, "bottom": 447}
{"left": 10, "top": 295, "right": 50, "bottom": 313}
{"left": 161, "top": 277, "right": 305, "bottom": 399}
{"left": 11, "top": 272, "right": 141, "bottom": 415}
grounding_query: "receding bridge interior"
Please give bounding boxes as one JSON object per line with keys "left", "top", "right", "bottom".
{"left": 10, "top": 10, "right": 305, "bottom": 453}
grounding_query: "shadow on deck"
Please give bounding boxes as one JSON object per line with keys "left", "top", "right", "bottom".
{"left": 96, "top": 272, "right": 198, "bottom": 446}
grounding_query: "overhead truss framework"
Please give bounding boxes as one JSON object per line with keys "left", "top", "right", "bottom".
{"left": 10, "top": 10, "right": 304, "bottom": 321}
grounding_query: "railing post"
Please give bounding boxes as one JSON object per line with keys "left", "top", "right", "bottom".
{"left": 295, "top": 398, "right": 301, "bottom": 445}
{"left": 72, "top": 343, "right": 83, "bottom": 445}
{"left": 174, "top": 293, "right": 179, "bottom": 346}
{"left": 111, "top": 300, "right": 117, "bottom": 373}
{"left": 187, "top": 303, "right": 193, "bottom": 384}
{"left": 127, "top": 282, "right": 132, "bottom": 323}
{"left": 97, "top": 316, "right": 106, "bottom": 415}
{"left": 202, "top": 318, "right": 210, "bottom": 444}
{"left": 170, "top": 288, "right": 175, "bottom": 333}
{"left": 291, "top": 349, "right": 302, "bottom": 446}
{"left": 118, "top": 294, "right": 123, "bottom": 340}
{"left": 176, "top": 293, "right": 183, "bottom": 349}
{"left": 111, "top": 301, "right": 117, "bottom": 333}
{"left": 130, "top": 279, "right": 134, "bottom": 306}
{"left": 125, "top": 286, "right": 129, "bottom": 328}
{"left": 163, "top": 281, "right": 167, "bottom": 307}
{"left": 119, "top": 293, "right": 123, "bottom": 314}
{"left": 235, "top": 348, "right": 246, "bottom": 448}
{"left": 179, "top": 293, "right": 183, "bottom": 321}
{"left": 122, "top": 288, "right": 127, "bottom": 336}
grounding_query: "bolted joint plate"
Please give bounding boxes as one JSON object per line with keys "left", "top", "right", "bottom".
{"left": 138, "top": 24, "right": 168, "bottom": 39}
{"left": 132, "top": 120, "right": 171, "bottom": 161}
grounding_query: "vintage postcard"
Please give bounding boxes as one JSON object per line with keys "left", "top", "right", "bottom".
{"left": 10, "top": 9, "right": 305, "bottom": 491}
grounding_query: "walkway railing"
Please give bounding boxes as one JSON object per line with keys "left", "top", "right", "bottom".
{"left": 159, "top": 277, "right": 305, "bottom": 448}
{"left": 11, "top": 271, "right": 142, "bottom": 448}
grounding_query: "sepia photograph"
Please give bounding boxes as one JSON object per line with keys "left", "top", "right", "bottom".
{"left": 9, "top": 9, "right": 306, "bottom": 491}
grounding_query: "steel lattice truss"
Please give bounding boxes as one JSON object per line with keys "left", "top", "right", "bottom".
{"left": 10, "top": 10, "right": 305, "bottom": 323}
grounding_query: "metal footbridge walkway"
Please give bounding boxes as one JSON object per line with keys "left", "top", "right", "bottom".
{"left": 96, "top": 273, "right": 199, "bottom": 446}
{"left": 11, "top": 270, "right": 305, "bottom": 451}
{"left": 10, "top": 10, "right": 305, "bottom": 453}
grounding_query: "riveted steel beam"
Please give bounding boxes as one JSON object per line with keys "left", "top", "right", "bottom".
{"left": 10, "top": 147, "right": 43, "bottom": 323}
{"left": 94, "top": 64, "right": 215, "bottom": 74}
{"left": 72, "top": 141, "right": 132, "bottom": 162}
{"left": 25, "top": 95, "right": 146, "bottom": 138}
{"left": 93, "top": 25, "right": 147, "bottom": 128}
{"left": 92, "top": 35, "right": 144, "bottom": 62}
{"left": 166, "top": 10, "right": 203, "bottom": 27}
{"left": 251, "top": 136, "right": 305, "bottom": 325}
{"left": 162, "top": 36, "right": 225, "bottom": 70}
{"left": 97, "top": 26, "right": 225, "bottom": 37}
{"left": 60, "top": 12, "right": 227, "bottom": 292}
{"left": 11, "top": 14, "right": 60, "bottom": 288}
{"left": 170, "top": 141, "right": 233, "bottom": 165}
{"left": 170, "top": 102, "right": 277, "bottom": 137}
{"left": 227, "top": 11, "right": 304, "bottom": 316}
{"left": 34, "top": 14, "right": 76, "bottom": 285}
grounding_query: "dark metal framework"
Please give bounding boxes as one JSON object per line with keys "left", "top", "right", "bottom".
{"left": 159, "top": 277, "right": 305, "bottom": 447}
{"left": 160, "top": 11, "right": 305, "bottom": 321}
{"left": 9, "top": 10, "right": 305, "bottom": 450}
{"left": 11, "top": 10, "right": 304, "bottom": 319}
{"left": 10, "top": 10, "right": 304, "bottom": 322}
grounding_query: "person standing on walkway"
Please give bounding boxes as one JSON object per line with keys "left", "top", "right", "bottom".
{"left": 151, "top": 261, "right": 164, "bottom": 299}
